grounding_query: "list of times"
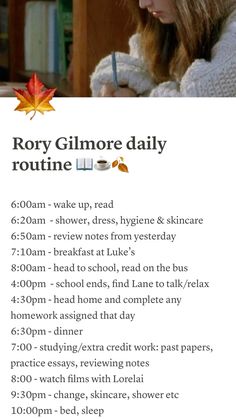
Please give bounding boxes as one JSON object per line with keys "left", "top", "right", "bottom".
{"left": 8, "top": 199, "right": 212, "bottom": 418}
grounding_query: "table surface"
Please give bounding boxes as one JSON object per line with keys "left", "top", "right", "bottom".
{"left": 0, "top": 82, "right": 26, "bottom": 97}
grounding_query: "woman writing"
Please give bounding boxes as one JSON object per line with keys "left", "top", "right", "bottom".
{"left": 90, "top": 0, "right": 236, "bottom": 97}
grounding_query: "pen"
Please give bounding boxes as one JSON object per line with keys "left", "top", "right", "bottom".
{"left": 112, "top": 52, "right": 119, "bottom": 89}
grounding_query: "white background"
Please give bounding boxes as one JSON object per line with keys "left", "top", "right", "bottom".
{"left": 0, "top": 98, "right": 235, "bottom": 418}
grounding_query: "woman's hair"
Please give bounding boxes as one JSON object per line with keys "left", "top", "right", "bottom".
{"left": 125, "top": 0, "right": 236, "bottom": 82}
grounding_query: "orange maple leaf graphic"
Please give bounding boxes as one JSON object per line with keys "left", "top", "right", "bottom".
{"left": 14, "top": 73, "right": 56, "bottom": 120}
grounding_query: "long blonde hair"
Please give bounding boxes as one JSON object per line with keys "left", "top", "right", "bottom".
{"left": 125, "top": 0, "right": 236, "bottom": 82}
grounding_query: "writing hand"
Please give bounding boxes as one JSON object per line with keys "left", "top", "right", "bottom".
{"left": 100, "top": 83, "right": 137, "bottom": 97}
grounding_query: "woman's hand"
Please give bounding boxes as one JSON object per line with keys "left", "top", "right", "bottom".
{"left": 100, "top": 83, "right": 137, "bottom": 97}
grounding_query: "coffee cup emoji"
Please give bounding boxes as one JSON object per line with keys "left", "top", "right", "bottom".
{"left": 95, "top": 158, "right": 110, "bottom": 170}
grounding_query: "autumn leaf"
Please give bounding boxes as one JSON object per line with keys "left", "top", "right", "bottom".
{"left": 14, "top": 73, "right": 56, "bottom": 120}
{"left": 118, "top": 163, "right": 129, "bottom": 173}
{"left": 112, "top": 160, "right": 118, "bottom": 168}
{"left": 112, "top": 156, "right": 129, "bottom": 173}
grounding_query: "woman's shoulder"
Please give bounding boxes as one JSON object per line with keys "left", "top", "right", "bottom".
{"left": 179, "top": 9, "right": 236, "bottom": 96}
{"left": 218, "top": 8, "right": 236, "bottom": 42}
{"left": 224, "top": 8, "right": 236, "bottom": 27}
{"left": 184, "top": 11, "right": 236, "bottom": 71}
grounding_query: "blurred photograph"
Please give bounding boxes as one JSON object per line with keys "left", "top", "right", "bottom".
{"left": 1, "top": 0, "right": 236, "bottom": 97}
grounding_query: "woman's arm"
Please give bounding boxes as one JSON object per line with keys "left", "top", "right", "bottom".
{"left": 90, "top": 34, "right": 155, "bottom": 97}
{"left": 91, "top": 13, "right": 236, "bottom": 98}
{"left": 150, "top": 54, "right": 236, "bottom": 97}
{"left": 151, "top": 15, "right": 236, "bottom": 97}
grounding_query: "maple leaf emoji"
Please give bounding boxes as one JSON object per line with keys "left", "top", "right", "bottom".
{"left": 14, "top": 73, "right": 56, "bottom": 120}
